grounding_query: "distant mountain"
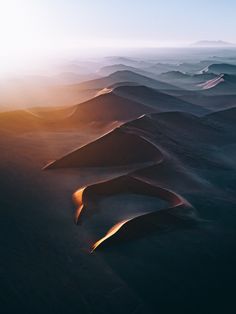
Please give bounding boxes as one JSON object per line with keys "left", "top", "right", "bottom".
{"left": 192, "top": 40, "right": 235, "bottom": 47}
{"left": 113, "top": 85, "right": 208, "bottom": 115}
{"left": 76, "top": 70, "right": 180, "bottom": 91}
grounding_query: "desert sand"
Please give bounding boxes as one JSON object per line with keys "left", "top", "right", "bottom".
{"left": 1, "top": 54, "right": 236, "bottom": 314}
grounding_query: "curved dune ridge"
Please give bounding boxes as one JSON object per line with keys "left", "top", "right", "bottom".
{"left": 45, "top": 112, "right": 203, "bottom": 251}
{"left": 198, "top": 74, "right": 225, "bottom": 90}
{"left": 72, "top": 175, "right": 197, "bottom": 252}
{"left": 44, "top": 115, "right": 164, "bottom": 169}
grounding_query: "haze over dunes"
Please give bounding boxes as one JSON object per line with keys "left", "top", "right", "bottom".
{"left": 2, "top": 0, "right": 236, "bottom": 312}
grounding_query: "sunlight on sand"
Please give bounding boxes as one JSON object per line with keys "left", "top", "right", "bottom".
{"left": 91, "top": 219, "right": 130, "bottom": 253}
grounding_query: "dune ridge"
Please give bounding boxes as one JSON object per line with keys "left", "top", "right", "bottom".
{"left": 198, "top": 74, "right": 225, "bottom": 90}
{"left": 44, "top": 104, "right": 236, "bottom": 251}
{"left": 45, "top": 112, "right": 203, "bottom": 251}
{"left": 73, "top": 175, "right": 196, "bottom": 252}
{"left": 44, "top": 114, "right": 164, "bottom": 169}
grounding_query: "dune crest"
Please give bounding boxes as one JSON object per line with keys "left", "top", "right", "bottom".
{"left": 73, "top": 175, "right": 196, "bottom": 252}
{"left": 45, "top": 112, "right": 205, "bottom": 250}
{"left": 198, "top": 74, "right": 225, "bottom": 90}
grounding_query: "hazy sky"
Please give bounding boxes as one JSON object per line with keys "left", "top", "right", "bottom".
{"left": 0, "top": 0, "right": 235, "bottom": 72}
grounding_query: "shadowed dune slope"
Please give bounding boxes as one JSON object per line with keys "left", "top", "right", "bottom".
{"left": 112, "top": 85, "right": 208, "bottom": 115}
{"left": 67, "top": 92, "right": 154, "bottom": 123}
{"left": 204, "top": 107, "right": 236, "bottom": 127}
{"left": 178, "top": 94, "right": 236, "bottom": 111}
{"left": 99, "top": 64, "right": 155, "bottom": 78}
{"left": 45, "top": 126, "right": 163, "bottom": 169}
{"left": 125, "top": 111, "right": 227, "bottom": 146}
{"left": 207, "top": 63, "right": 236, "bottom": 75}
{"left": 46, "top": 108, "right": 232, "bottom": 170}
{"left": 158, "top": 71, "right": 218, "bottom": 90}
{"left": 76, "top": 70, "right": 180, "bottom": 91}
{"left": 159, "top": 71, "right": 216, "bottom": 83}
{"left": 44, "top": 107, "right": 236, "bottom": 250}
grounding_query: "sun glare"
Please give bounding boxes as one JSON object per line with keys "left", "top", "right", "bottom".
{"left": 0, "top": 0, "right": 55, "bottom": 75}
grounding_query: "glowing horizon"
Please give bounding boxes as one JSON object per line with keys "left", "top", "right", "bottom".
{"left": 1, "top": 0, "right": 236, "bottom": 75}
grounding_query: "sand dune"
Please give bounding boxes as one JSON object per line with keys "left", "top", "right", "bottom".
{"left": 72, "top": 175, "right": 197, "bottom": 251}
{"left": 112, "top": 85, "right": 208, "bottom": 115}
{"left": 2, "top": 51, "right": 236, "bottom": 313}
{"left": 76, "top": 70, "right": 180, "bottom": 91}
{"left": 0, "top": 109, "right": 45, "bottom": 133}
{"left": 205, "top": 107, "right": 236, "bottom": 127}
{"left": 99, "top": 64, "right": 155, "bottom": 78}
{"left": 44, "top": 106, "right": 236, "bottom": 251}
{"left": 175, "top": 93, "right": 236, "bottom": 111}
{"left": 67, "top": 92, "right": 153, "bottom": 123}
{"left": 158, "top": 71, "right": 217, "bottom": 90}
{"left": 45, "top": 123, "right": 163, "bottom": 169}
{"left": 198, "top": 74, "right": 225, "bottom": 90}
{"left": 46, "top": 110, "right": 225, "bottom": 250}
{"left": 206, "top": 63, "right": 236, "bottom": 75}
{"left": 124, "top": 112, "right": 226, "bottom": 148}
{"left": 0, "top": 92, "right": 154, "bottom": 134}
{"left": 200, "top": 74, "right": 236, "bottom": 95}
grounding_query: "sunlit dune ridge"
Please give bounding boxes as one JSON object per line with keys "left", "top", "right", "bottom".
{"left": 45, "top": 111, "right": 206, "bottom": 251}
{"left": 73, "top": 175, "right": 196, "bottom": 252}
{"left": 198, "top": 74, "right": 225, "bottom": 90}
{"left": 91, "top": 219, "right": 130, "bottom": 252}
{"left": 44, "top": 118, "right": 163, "bottom": 169}
{"left": 95, "top": 87, "right": 113, "bottom": 97}
{"left": 44, "top": 104, "right": 236, "bottom": 250}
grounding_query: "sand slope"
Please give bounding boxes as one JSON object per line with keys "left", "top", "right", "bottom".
{"left": 45, "top": 107, "right": 236, "bottom": 250}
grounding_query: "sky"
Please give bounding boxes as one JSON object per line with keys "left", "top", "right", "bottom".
{"left": 0, "top": 0, "right": 235, "bottom": 73}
